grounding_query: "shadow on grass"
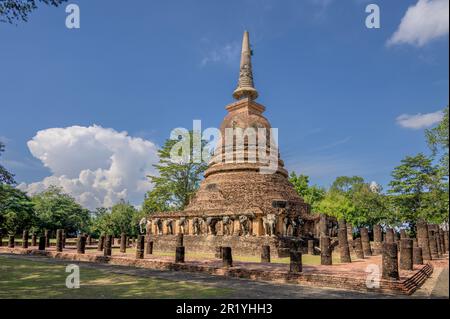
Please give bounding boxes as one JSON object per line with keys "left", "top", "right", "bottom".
{"left": 0, "top": 256, "right": 231, "bottom": 299}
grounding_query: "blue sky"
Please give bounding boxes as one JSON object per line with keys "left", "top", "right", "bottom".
{"left": 0, "top": 0, "right": 448, "bottom": 209}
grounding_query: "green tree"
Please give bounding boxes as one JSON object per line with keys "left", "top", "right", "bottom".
{"left": 144, "top": 131, "right": 208, "bottom": 212}
{"left": 0, "top": 141, "right": 15, "bottom": 186}
{"left": 32, "top": 186, "right": 90, "bottom": 236}
{"left": 0, "top": 0, "right": 67, "bottom": 24}
{"left": 388, "top": 153, "right": 443, "bottom": 224}
{"left": 318, "top": 176, "right": 388, "bottom": 227}
{"left": 315, "top": 191, "right": 356, "bottom": 222}
{"left": 426, "top": 106, "right": 449, "bottom": 177}
{"left": 0, "top": 184, "right": 35, "bottom": 235}
{"left": 289, "top": 172, "right": 325, "bottom": 212}
{"left": 91, "top": 201, "right": 139, "bottom": 237}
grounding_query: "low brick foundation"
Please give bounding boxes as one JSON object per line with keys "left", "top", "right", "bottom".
{"left": 146, "top": 235, "right": 308, "bottom": 257}
{"left": 0, "top": 247, "right": 437, "bottom": 296}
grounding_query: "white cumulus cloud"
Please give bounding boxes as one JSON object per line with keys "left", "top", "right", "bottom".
{"left": 388, "top": 0, "right": 449, "bottom": 47}
{"left": 18, "top": 125, "right": 159, "bottom": 210}
{"left": 396, "top": 110, "right": 444, "bottom": 129}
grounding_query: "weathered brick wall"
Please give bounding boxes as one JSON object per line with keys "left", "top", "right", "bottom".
{"left": 147, "top": 235, "right": 307, "bottom": 257}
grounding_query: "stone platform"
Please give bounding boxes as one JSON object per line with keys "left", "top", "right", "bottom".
{"left": 1, "top": 246, "right": 442, "bottom": 296}
{"left": 147, "top": 235, "right": 304, "bottom": 257}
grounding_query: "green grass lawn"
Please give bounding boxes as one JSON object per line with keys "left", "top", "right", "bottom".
{"left": 0, "top": 256, "right": 232, "bottom": 299}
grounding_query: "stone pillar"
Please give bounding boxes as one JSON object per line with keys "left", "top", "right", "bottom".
{"left": 436, "top": 233, "right": 442, "bottom": 257}
{"left": 8, "top": 235, "right": 15, "bottom": 248}
{"left": 320, "top": 236, "right": 332, "bottom": 265}
{"left": 307, "top": 240, "right": 315, "bottom": 255}
{"left": 353, "top": 237, "right": 364, "bottom": 259}
{"left": 215, "top": 246, "right": 223, "bottom": 258}
{"left": 222, "top": 247, "right": 233, "bottom": 268}
{"left": 413, "top": 247, "right": 423, "bottom": 265}
{"left": 62, "top": 231, "right": 66, "bottom": 248}
{"left": 385, "top": 228, "right": 394, "bottom": 243}
{"left": 56, "top": 229, "right": 63, "bottom": 252}
{"left": 360, "top": 227, "right": 372, "bottom": 256}
{"left": 429, "top": 231, "right": 439, "bottom": 259}
{"left": 31, "top": 234, "right": 37, "bottom": 246}
{"left": 338, "top": 220, "right": 351, "bottom": 263}
{"left": 373, "top": 225, "right": 382, "bottom": 255}
{"left": 416, "top": 221, "right": 431, "bottom": 260}
{"left": 44, "top": 230, "right": 50, "bottom": 248}
{"left": 120, "top": 233, "right": 127, "bottom": 253}
{"left": 400, "top": 229, "right": 407, "bottom": 239}
{"left": 412, "top": 238, "right": 418, "bottom": 247}
{"left": 77, "top": 235, "right": 86, "bottom": 254}
{"left": 22, "top": 230, "right": 29, "bottom": 249}
{"left": 319, "top": 214, "right": 328, "bottom": 237}
{"left": 38, "top": 236, "right": 46, "bottom": 251}
{"left": 261, "top": 245, "right": 271, "bottom": 263}
{"left": 400, "top": 239, "right": 413, "bottom": 271}
{"left": 146, "top": 240, "right": 153, "bottom": 255}
{"left": 346, "top": 224, "right": 353, "bottom": 242}
{"left": 445, "top": 231, "right": 449, "bottom": 253}
{"left": 103, "top": 235, "right": 112, "bottom": 256}
{"left": 289, "top": 250, "right": 302, "bottom": 273}
{"left": 175, "top": 246, "right": 185, "bottom": 263}
{"left": 136, "top": 235, "right": 145, "bottom": 259}
{"left": 176, "top": 233, "right": 184, "bottom": 247}
{"left": 97, "top": 235, "right": 105, "bottom": 251}
{"left": 382, "top": 243, "right": 399, "bottom": 280}
{"left": 439, "top": 229, "right": 445, "bottom": 254}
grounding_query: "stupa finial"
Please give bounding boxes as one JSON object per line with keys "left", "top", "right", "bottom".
{"left": 233, "top": 31, "right": 259, "bottom": 100}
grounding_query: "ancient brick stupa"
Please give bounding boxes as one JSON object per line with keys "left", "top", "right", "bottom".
{"left": 147, "top": 31, "right": 315, "bottom": 256}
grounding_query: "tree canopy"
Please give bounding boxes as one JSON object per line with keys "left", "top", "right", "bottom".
{"left": 0, "top": 142, "right": 15, "bottom": 186}
{"left": 143, "top": 131, "right": 208, "bottom": 213}
{"left": 31, "top": 185, "right": 90, "bottom": 236}
{"left": 0, "top": 0, "right": 67, "bottom": 23}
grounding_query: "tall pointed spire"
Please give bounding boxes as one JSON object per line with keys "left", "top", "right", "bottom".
{"left": 233, "top": 31, "right": 259, "bottom": 101}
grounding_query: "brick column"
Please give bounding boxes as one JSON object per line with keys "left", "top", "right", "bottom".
{"left": 97, "top": 235, "right": 105, "bottom": 251}
{"left": 120, "top": 233, "right": 127, "bottom": 253}
{"left": 22, "top": 230, "right": 29, "bottom": 249}
{"left": 261, "top": 245, "right": 271, "bottom": 263}
{"left": 77, "top": 235, "right": 86, "bottom": 254}
{"left": 416, "top": 221, "right": 431, "bottom": 260}
{"left": 429, "top": 231, "right": 439, "bottom": 259}
{"left": 382, "top": 243, "right": 399, "bottom": 280}
{"left": 146, "top": 239, "right": 153, "bottom": 255}
{"left": 44, "top": 230, "right": 50, "bottom": 248}
{"left": 373, "top": 225, "right": 382, "bottom": 255}
{"left": 360, "top": 227, "right": 372, "bottom": 256}
{"left": 289, "top": 250, "right": 302, "bottom": 273}
{"left": 400, "top": 239, "right": 413, "bottom": 271}
{"left": 103, "top": 235, "right": 112, "bottom": 256}
{"left": 320, "top": 236, "right": 332, "bottom": 265}
{"left": 385, "top": 228, "right": 394, "bottom": 243}
{"left": 56, "top": 229, "right": 63, "bottom": 252}
{"left": 338, "top": 220, "right": 351, "bottom": 263}
{"left": 222, "top": 247, "right": 233, "bottom": 268}
{"left": 136, "top": 235, "right": 145, "bottom": 259}
{"left": 31, "top": 234, "right": 37, "bottom": 246}
{"left": 175, "top": 246, "right": 185, "bottom": 263}
{"left": 38, "top": 236, "right": 46, "bottom": 251}
{"left": 353, "top": 237, "right": 364, "bottom": 259}
{"left": 413, "top": 247, "right": 423, "bottom": 265}
{"left": 8, "top": 235, "right": 14, "bottom": 248}
{"left": 308, "top": 240, "right": 315, "bottom": 255}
